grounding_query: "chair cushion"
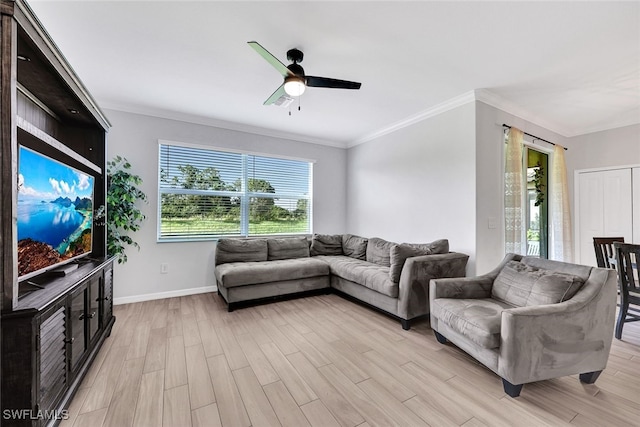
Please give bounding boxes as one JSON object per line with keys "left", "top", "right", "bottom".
{"left": 318, "top": 255, "right": 398, "bottom": 298}
{"left": 342, "top": 234, "right": 368, "bottom": 260}
{"left": 267, "top": 237, "right": 310, "bottom": 260}
{"left": 492, "top": 261, "right": 585, "bottom": 307}
{"left": 310, "top": 234, "right": 343, "bottom": 256}
{"left": 366, "top": 237, "right": 396, "bottom": 267}
{"left": 215, "top": 257, "right": 329, "bottom": 288}
{"left": 432, "top": 298, "right": 514, "bottom": 349}
{"left": 216, "top": 239, "right": 268, "bottom": 265}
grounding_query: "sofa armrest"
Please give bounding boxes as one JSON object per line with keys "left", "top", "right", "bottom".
{"left": 498, "top": 268, "right": 617, "bottom": 385}
{"left": 397, "top": 252, "right": 469, "bottom": 320}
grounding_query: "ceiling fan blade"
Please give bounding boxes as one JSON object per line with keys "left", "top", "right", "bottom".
{"left": 306, "top": 76, "right": 361, "bottom": 90}
{"left": 264, "top": 83, "right": 287, "bottom": 105}
{"left": 248, "top": 41, "right": 293, "bottom": 77}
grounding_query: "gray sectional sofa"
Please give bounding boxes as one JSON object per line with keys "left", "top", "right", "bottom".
{"left": 214, "top": 234, "right": 469, "bottom": 329}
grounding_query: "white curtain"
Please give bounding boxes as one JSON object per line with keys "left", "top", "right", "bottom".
{"left": 505, "top": 127, "right": 525, "bottom": 254}
{"left": 551, "top": 144, "right": 573, "bottom": 261}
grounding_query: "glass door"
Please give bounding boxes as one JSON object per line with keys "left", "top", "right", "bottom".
{"left": 525, "top": 147, "right": 548, "bottom": 258}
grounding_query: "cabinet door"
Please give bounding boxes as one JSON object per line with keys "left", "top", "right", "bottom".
{"left": 38, "top": 303, "right": 67, "bottom": 416}
{"left": 69, "top": 286, "right": 86, "bottom": 370}
{"left": 88, "top": 274, "right": 100, "bottom": 343}
{"left": 102, "top": 263, "right": 114, "bottom": 327}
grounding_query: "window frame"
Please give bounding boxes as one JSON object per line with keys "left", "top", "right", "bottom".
{"left": 157, "top": 140, "right": 314, "bottom": 242}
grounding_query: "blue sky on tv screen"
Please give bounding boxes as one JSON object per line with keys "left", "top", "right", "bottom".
{"left": 18, "top": 146, "right": 94, "bottom": 202}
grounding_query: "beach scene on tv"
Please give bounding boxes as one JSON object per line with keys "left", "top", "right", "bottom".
{"left": 17, "top": 146, "right": 95, "bottom": 278}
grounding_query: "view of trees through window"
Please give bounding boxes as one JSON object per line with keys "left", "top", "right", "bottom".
{"left": 158, "top": 144, "right": 311, "bottom": 240}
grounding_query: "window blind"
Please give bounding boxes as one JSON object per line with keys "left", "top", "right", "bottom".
{"left": 158, "top": 143, "right": 312, "bottom": 241}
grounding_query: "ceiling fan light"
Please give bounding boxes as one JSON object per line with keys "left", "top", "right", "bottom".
{"left": 284, "top": 77, "right": 306, "bottom": 97}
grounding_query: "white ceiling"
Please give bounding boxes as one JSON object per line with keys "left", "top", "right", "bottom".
{"left": 28, "top": 1, "right": 640, "bottom": 147}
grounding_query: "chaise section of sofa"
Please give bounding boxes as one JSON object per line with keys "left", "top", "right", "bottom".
{"left": 215, "top": 237, "right": 330, "bottom": 310}
{"left": 214, "top": 234, "right": 469, "bottom": 329}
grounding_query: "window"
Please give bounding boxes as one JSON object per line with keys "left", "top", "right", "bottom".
{"left": 158, "top": 142, "right": 312, "bottom": 241}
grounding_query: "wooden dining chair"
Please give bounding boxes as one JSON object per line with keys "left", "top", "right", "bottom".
{"left": 613, "top": 242, "right": 640, "bottom": 339}
{"left": 593, "top": 237, "right": 625, "bottom": 268}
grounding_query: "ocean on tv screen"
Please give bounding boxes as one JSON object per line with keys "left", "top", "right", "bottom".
{"left": 17, "top": 146, "right": 94, "bottom": 277}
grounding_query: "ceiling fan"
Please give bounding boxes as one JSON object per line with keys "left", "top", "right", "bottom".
{"left": 248, "top": 41, "right": 362, "bottom": 106}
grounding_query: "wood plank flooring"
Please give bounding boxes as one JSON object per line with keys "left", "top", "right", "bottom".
{"left": 61, "top": 293, "right": 640, "bottom": 427}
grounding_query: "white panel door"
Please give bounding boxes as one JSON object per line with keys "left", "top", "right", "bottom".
{"left": 602, "top": 168, "right": 632, "bottom": 239}
{"left": 577, "top": 168, "right": 632, "bottom": 266}
{"left": 634, "top": 168, "right": 640, "bottom": 243}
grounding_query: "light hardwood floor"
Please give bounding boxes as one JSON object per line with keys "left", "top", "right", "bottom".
{"left": 61, "top": 293, "right": 640, "bottom": 427}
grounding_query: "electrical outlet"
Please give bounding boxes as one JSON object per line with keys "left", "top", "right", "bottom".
{"left": 488, "top": 217, "right": 497, "bottom": 229}
{"left": 160, "top": 263, "right": 169, "bottom": 274}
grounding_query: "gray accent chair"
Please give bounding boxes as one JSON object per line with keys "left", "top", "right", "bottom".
{"left": 429, "top": 254, "right": 617, "bottom": 397}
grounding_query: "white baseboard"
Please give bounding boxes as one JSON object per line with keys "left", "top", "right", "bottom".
{"left": 113, "top": 285, "right": 218, "bottom": 305}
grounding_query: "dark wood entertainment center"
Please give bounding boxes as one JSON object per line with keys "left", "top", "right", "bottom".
{"left": 1, "top": 1, "right": 114, "bottom": 426}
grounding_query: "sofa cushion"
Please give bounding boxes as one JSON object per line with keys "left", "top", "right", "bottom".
{"left": 216, "top": 239, "right": 268, "bottom": 265}
{"left": 366, "top": 237, "right": 396, "bottom": 267}
{"left": 267, "top": 237, "right": 310, "bottom": 260}
{"left": 432, "top": 298, "right": 513, "bottom": 349}
{"left": 492, "top": 261, "right": 585, "bottom": 307}
{"left": 216, "top": 257, "right": 330, "bottom": 288}
{"left": 317, "top": 255, "right": 398, "bottom": 298}
{"left": 310, "top": 234, "right": 343, "bottom": 256}
{"left": 404, "top": 239, "right": 449, "bottom": 255}
{"left": 389, "top": 244, "right": 432, "bottom": 283}
{"left": 342, "top": 234, "right": 368, "bottom": 260}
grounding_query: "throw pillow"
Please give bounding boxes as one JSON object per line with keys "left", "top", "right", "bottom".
{"left": 366, "top": 237, "right": 396, "bottom": 267}
{"left": 215, "top": 239, "right": 268, "bottom": 264}
{"left": 310, "top": 234, "right": 343, "bottom": 256}
{"left": 492, "top": 260, "right": 585, "bottom": 307}
{"left": 267, "top": 237, "right": 310, "bottom": 260}
{"left": 403, "top": 239, "right": 449, "bottom": 255}
{"left": 389, "top": 244, "right": 432, "bottom": 283}
{"left": 342, "top": 234, "right": 368, "bottom": 260}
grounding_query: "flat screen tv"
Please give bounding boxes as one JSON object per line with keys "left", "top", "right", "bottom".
{"left": 17, "top": 145, "right": 95, "bottom": 280}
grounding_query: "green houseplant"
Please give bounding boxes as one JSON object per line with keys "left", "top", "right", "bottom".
{"left": 100, "top": 156, "right": 147, "bottom": 263}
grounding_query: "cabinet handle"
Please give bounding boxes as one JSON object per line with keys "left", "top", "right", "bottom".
{"left": 88, "top": 312, "right": 96, "bottom": 319}
{"left": 64, "top": 337, "right": 75, "bottom": 344}
{"left": 103, "top": 296, "right": 110, "bottom": 301}
{"left": 79, "top": 313, "right": 85, "bottom": 320}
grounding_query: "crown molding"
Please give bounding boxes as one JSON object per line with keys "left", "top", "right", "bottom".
{"left": 348, "top": 90, "right": 476, "bottom": 148}
{"left": 99, "top": 102, "right": 349, "bottom": 149}
{"left": 473, "top": 89, "right": 574, "bottom": 137}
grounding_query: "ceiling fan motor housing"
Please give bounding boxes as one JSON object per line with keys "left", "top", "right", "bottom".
{"left": 286, "top": 48, "right": 304, "bottom": 64}
{"left": 287, "top": 63, "right": 305, "bottom": 76}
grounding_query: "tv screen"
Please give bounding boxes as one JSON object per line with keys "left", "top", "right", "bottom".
{"left": 17, "top": 146, "right": 95, "bottom": 279}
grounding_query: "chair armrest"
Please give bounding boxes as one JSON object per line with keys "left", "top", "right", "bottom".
{"left": 397, "top": 252, "right": 469, "bottom": 319}
{"left": 498, "top": 268, "right": 617, "bottom": 385}
{"left": 429, "top": 253, "right": 520, "bottom": 300}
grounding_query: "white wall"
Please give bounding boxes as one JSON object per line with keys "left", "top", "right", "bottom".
{"left": 346, "top": 102, "right": 477, "bottom": 273}
{"left": 565, "top": 124, "right": 640, "bottom": 172}
{"left": 105, "top": 109, "right": 347, "bottom": 303}
{"left": 475, "top": 101, "right": 569, "bottom": 273}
